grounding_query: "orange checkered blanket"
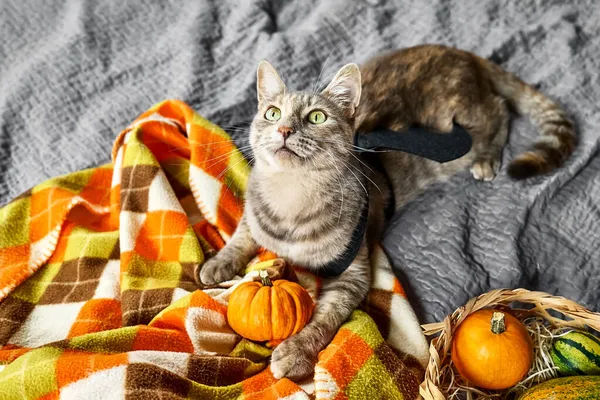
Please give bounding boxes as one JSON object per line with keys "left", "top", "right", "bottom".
{"left": 0, "top": 100, "right": 428, "bottom": 399}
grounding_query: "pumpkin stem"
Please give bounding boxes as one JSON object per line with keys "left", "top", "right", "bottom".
{"left": 491, "top": 312, "right": 506, "bottom": 334}
{"left": 259, "top": 270, "right": 273, "bottom": 286}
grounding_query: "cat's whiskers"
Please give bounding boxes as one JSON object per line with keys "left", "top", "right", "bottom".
{"left": 200, "top": 145, "right": 255, "bottom": 169}
{"left": 224, "top": 154, "right": 255, "bottom": 199}
{"left": 311, "top": 144, "right": 355, "bottom": 188}
{"left": 189, "top": 138, "right": 241, "bottom": 146}
{"left": 347, "top": 144, "right": 392, "bottom": 153}
{"left": 156, "top": 145, "right": 253, "bottom": 170}
{"left": 338, "top": 160, "right": 368, "bottom": 196}
{"left": 162, "top": 140, "right": 234, "bottom": 155}
{"left": 321, "top": 148, "right": 367, "bottom": 198}
{"left": 313, "top": 143, "right": 380, "bottom": 197}
{"left": 217, "top": 122, "right": 251, "bottom": 129}
{"left": 215, "top": 148, "right": 255, "bottom": 180}
{"left": 162, "top": 141, "right": 252, "bottom": 162}
{"left": 302, "top": 153, "right": 345, "bottom": 225}
{"left": 223, "top": 127, "right": 252, "bottom": 134}
{"left": 212, "top": 143, "right": 268, "bottom": 181}
{"left": 343, "top": 157, "right": 383, "bottom": 196}
{"left": 348, "top": 151, "right": 377, "bottom": 175}
{"left": 325, "top": 158, "right": 345, "bottom": 224}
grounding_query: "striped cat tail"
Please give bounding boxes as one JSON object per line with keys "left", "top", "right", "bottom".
{"left": 478, "top": 57, "right": 576, "bottom": 179}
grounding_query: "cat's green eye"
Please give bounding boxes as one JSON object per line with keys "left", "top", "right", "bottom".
{"left": 308, "top": 110, "right": 327, "bottom": 124}
{"left": 265, "top": 107, "right": 281, "bottom": 121}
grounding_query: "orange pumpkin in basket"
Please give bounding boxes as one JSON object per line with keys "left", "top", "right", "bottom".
{"left": 451, "top": 309, "right": 533, "bottom": 390}
{"left": 227, "top": 270, "right": 314, "bottom": 342}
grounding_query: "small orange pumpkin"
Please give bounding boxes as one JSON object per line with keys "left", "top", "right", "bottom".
{"left": 227, "top": 270, "right": 314, "bottom": 342}
{"left": 451, "top": 309, "right": 533, "bottom": 390}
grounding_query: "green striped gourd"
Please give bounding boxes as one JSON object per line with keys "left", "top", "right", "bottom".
{"left": 550, "top": 330, "right": 600, "bottom": 376}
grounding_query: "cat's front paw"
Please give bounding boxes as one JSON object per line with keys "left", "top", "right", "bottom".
{"left": 270, "top": 333, "right": 319, "bottom": 381}
{"left": 198, "top": 254, "right": 244, "bottom": 285}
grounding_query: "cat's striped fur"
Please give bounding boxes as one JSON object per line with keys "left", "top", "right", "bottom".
{"left": 198, "top": 44, "right": 576, "bottom": 381}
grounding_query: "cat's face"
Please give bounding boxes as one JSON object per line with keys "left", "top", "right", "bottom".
{"left": 250, "top": 61, "right": 362, "bottom": 170}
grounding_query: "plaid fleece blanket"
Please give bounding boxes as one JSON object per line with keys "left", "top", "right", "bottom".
{"left": 0, "top": 100, "right": 428, "bottom": 399}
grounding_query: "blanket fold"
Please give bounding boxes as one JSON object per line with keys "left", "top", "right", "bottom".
{"left": 0, "top": 100, "right": 427, "bottom": 400}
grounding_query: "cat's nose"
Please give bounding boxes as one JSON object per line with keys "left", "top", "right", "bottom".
{"left": 277, "top": 125, "right": 294, "bottom": 140}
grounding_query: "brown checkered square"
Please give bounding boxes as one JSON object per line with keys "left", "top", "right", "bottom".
{"left": 38, "top": 257, "right": 107, "bottom": 304}
{"left": 391, "top": 347, "right": 425, "bottom": 378}
{"left": 163, "top": 168, "right": 192, "bottom": 200}
{"left": 187, "top": 355, "right": 255, "bottom": 386}
{"left": 109, "top": 240, "right": 120, "bottom": 260}
{"left": 0, "top": 296, "right": 35, "bottom": 345}
{"left": 362, "top": 289, "right": 393, "bottom": 337}
{"left": 179, "top": 262, "right": 199, "bottom": 292}
{"left": 125, "top": 362, "right": 190, "bottom": 399}
{"left": 121, "top": 288, "right": 174, "bottom": 326}
{"left": 120, "top": 165, "right": 159, "bottom": 212}
{"left": 374, "top": 343, "right": 421, "bottom": 397}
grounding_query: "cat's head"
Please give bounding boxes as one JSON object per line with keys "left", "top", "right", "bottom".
{"left": 250, "top": 61, "right": 361, "bottom": 170}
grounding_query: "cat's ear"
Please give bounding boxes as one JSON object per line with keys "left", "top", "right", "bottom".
{"left": 257, "top": 61, "right": 286, "bottom": 103}
{"left": 322, "top": 63, "right": 361, "bottom": 116}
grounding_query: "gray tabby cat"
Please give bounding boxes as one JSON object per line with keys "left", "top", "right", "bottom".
{"left": 198, "top": 44, "right": 575, "bottom": 380}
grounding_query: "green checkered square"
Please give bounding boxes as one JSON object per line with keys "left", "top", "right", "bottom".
{"left": 67, "top": 326, "right": 138, "bottom": 353}
{"left": 0, "top": 197, "right": 30, "bottom": 248}
{"left": 345, "top": 355, "right": 405, "bottom": 399}
{"left": 121, "top": 254, "right": 183, "bottom": 291}
{"left": 11, "top": 263, "right": 62, "bottom": 304}
{"left": 178, "top": 227, "right": 204, "bottom": 264}
{"left": 224, "top": 149, "right": 248, "bottom": 196}
{"left": 187, "top": 382, "right": 242, "bottom": 399}
{"left": 0, "top": 347, "right": 62, "bottom": 399}
{"left": 344, "top": 311, "right": 386, "bottom": 349}
{"left": 32, "top": 168, "right": 94, "bottom": 195}
{"left": 63, "top": 228, "right": 119, "bottom": 262}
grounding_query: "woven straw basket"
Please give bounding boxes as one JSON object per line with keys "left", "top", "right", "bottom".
{"left": 418, "top": 288, "right": 600, "bottom": 399}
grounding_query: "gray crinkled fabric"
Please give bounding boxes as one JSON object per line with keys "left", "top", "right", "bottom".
{"left": 1, "top": 0, "right": 599, "bottom": 323}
